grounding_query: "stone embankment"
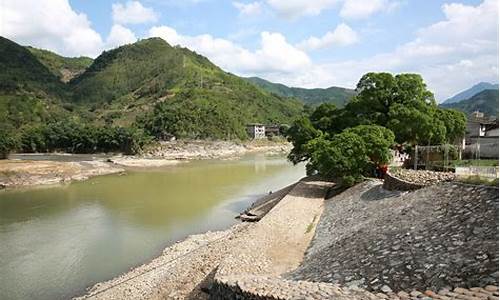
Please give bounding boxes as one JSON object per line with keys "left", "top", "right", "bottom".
{"left": 0, "top": 160, "right": 124, "bottom": 189}
{"left": 289, "top": 180, "right": 499, "bottom": 296}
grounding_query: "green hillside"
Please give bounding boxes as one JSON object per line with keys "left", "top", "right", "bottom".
{"left": 0, "top": 36, "right": 71, "bottom": 130}
{"left": 70, "top": 38, "right": 304, "bottom": 139}
{"left": 27, "top": 46, "right": 93, "bottom": 82}
{"left": 440, "top": 89, "right": 499, "bottom": 117}
{"left": 245, "top": 76, "right": 356, "bottom": 107}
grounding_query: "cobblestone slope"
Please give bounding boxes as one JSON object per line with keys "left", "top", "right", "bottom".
{"left": 288, "top": 181, "right": 499, "bottom": 293}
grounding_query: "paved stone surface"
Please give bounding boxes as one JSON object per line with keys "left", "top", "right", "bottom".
{"left": 288, "top": 180, "right": 499, "bottom": 293}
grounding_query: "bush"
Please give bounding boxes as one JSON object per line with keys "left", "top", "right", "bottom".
{"left": 0, "top": 128, "right": 18, "bottom": 159}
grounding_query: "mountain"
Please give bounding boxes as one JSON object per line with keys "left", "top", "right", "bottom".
{"left": 0, "top": 36, "right": 71, "bottom": 130}
{"left": 27, "top": 46, "right": 93, "bottom": 82}
{"left": 441, "top": 89, "right": 499, "bottom": 117}
{"left": 442, "top": 82, "right": 499, "bottom": 104}
{"left": 245, "top": 76, "right": 356, "bottom": 107}
{"left": 69, "top": 38, "right": 303, "bottom": 138}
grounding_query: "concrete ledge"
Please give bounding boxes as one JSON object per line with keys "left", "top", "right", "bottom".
{"left": 383, "top": 172, "right": 426, "bottom": 191}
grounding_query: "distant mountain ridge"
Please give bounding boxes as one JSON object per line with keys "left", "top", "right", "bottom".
{"left": 443, "top": 82, "right": 499, "bottom": 104}
{"left": 440, "top": 89, "right": 499, "bottom": 117}
{"left": 245, "top": 76, "right": 356, "bottom": 107}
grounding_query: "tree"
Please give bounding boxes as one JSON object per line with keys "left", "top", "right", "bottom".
{"left": 0, "top": 128, "right": 18, "bottom": 159}
{"left": 347, "top": 72, "right": 436, "bottom": 128}
{"left": 305, "top": 125, "right": 394, "bottom": 186}
{"left": 344, "top": 125, "right": 395, "bottom": 166}
{"left": 286, "top": 117, "right": 321, "bottom": 164}
{"left": 435, "top": 108, "right": 467, "bottom": 143}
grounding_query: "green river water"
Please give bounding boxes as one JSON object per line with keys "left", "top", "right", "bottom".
{"left": 0, "top": 153, "right": 305, "bottom": 300}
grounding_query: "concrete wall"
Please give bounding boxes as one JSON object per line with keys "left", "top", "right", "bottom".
{"left": 464, "top": 137, "right": 499, "bottom": 159}
{"left": 455, "top": 166, "right": 499, "bottom": 179}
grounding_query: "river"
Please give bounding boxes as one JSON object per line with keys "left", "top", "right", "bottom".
{"left": 0, "top": 153, "right": 305, "bottom": 300}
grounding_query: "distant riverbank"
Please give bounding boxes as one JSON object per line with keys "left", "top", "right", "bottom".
{"left": 0, "top": 140, "right": 292, "bottom": 189}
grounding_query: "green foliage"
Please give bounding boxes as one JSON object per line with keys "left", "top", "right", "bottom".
{"left": 305, "top": 125, "right": 394, "bottom": 185}
{"left": 245, "top": 76, "right": 356, "bottom": 107}
{"left": 17, "top": 121, "right": 151, "bottom": 155}
{"left": 286, "top": 117, "right": 321, "bottom": 164}
{"left": 435, "top": 108, "right": 467, "bottom": 142}
{"left": 0, "top": 128, "right": 18, "bottom": 159}
{"left": 306, "top": 133, "right": 368, "bottom": 185}
{"left": 27, "top": 46, "right": 93, "bottom": 82}
{"left": 70, "top": 38, "right": 303, "bottom": 134}
{"left": 343, "top": 125, "right": 395, "bottom": 165}
{"left": 287, "top": 72, "right": 466, "bottom": 186}
{"left": 0, "top": 36, "right": 304, "bottom": 154}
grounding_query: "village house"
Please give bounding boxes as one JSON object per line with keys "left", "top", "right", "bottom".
{"left": 246, "top": 124, "right": 282, "bottom": 139}
{"left": 246, "top": 124, "right": 266, "bottom": 139}
{"left": 463, "top": 111, "right": 499, "bottom": 159}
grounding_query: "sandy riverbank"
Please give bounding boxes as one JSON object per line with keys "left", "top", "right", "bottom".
{"left": 0, "top": 160, "right": 125, "bottom": 189}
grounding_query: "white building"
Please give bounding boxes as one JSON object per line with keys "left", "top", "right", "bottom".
{"left": 246, "top": 124, "right": 266, "bottom": 139}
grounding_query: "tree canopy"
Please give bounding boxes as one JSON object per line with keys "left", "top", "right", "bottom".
{"left": 286, "top": 72, "right": 467, "bottom": 185}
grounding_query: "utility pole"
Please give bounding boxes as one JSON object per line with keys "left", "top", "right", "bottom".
{"left": 414, "top": 144, "right": 418, "bottom": 170}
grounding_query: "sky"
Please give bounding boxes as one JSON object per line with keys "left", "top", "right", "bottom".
{"left": 0, "top": 0, "right": 498, "bottom": 101}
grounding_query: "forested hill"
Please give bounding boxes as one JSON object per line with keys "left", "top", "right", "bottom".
{"left": 69, "top": 38, "right": 304, "bottom": 138}
{"left": 245, "top": 76, "right": 356, "bottom": 107}
{"left": 0, "top": 36, "right": 71, "bottom": 131}
{"left": 27, "top": 47, "right": 93, "bottom": 82}
{"left": 0, "top": 36, "right": 304, "bottom": 142}
{"left": 440, "top": 89, "right": 499, "bottom": 117}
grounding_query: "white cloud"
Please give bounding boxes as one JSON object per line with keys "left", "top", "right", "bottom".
{"left": 340, "top": 0, "right": 399, "bottom": 19}
{"left": 265, "top": 0, "right": 339, "bottom": 19}
{"left": 290, "top": 0, "right": 498, "bottom": 100}
{"left": 0, "top": 0, "right": 104, "bottom": 57}
{"left": 298, "top": 23, "right": 359, "bottom": 50}
{"left": 233, "top": 1, "right": 262, "bottom": 16}
{"left": 112, "top": 1, "right": 158, "bottom": 24}
{"left": 106, "top": 24, "right": 137, "bottom": 49}
{"left": 148, "top": 26, "right": 311, "bottom": 74}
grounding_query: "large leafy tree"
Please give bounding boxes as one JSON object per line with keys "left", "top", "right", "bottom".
{"left": 305, "top": 124, "right": 395, "bottom": 185}
{"left": 286, "top": 117, "right": 321, "bottom": 164}
{"left": 286, "top": 72, "right": 466, "bottom": 186}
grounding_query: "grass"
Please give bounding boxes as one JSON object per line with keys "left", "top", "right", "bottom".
{"left": 305, "top": 214, "right": 318, "bottom": 234}
{"left": 451, "top": 159, "right": 499, "bottom": 167}
{"left": 456, "top": 175, "right": 499, "bottom": 186}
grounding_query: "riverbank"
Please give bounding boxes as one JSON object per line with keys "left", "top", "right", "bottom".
{"left": 0, "top": 160, "right": 124, "bottom": 189}
{"left": 0, "top": 140, "right": 292, "bottom": 189}
{"left": 75, "top": 177, "right": 498, "bottom": 300}
{"left": 75, "top": 178, "right": 332, "bottom": 300}
{"left": 144, "top": 139, "right": 292, "bottom": 160}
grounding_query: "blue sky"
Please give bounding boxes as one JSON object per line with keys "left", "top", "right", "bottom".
{"left": 1, "top": 0, "right": 498, "bottom": 101}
